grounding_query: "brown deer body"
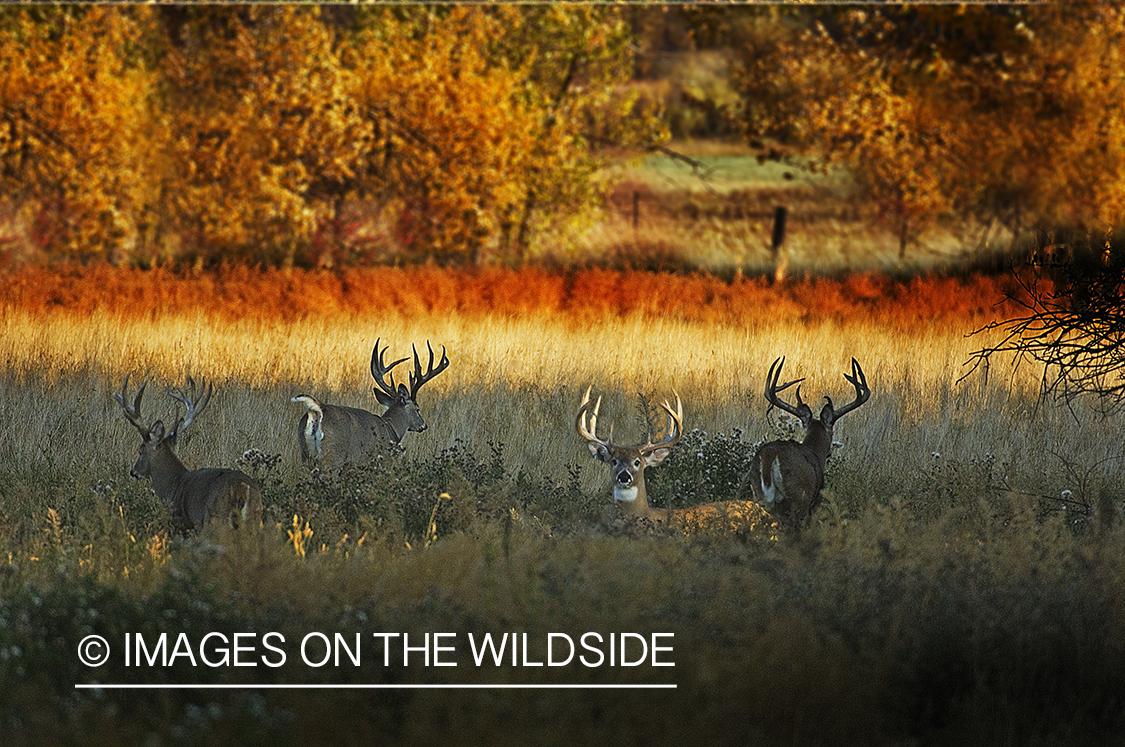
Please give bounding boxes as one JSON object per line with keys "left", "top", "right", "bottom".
{"left": 116, "top": 377, "right": 262, "bottom": 534}
{"left": 750, "top": 358, "right": 870, "bottom": 529}
{"left": 292, "top": 339, "right": 449, "bottom": 468}
{"left": 576, "top": 387, "right": 772, "bottom": 532}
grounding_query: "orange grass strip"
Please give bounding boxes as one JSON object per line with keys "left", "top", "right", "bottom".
{"left": 0, "top": 264, "right": 1033, "bottom": 328}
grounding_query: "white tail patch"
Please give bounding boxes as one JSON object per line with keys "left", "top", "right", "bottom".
{"left": 292, "top": 395, "right": 325, "bottom": 462}
{"left": 759, "top": 456, "right": 783, "bottom": 507}
{"left": 239, "top": 484, "right": 251, "bottom": 524}
{"left": 291, "top": 339, "right": 449, "bottom": 468}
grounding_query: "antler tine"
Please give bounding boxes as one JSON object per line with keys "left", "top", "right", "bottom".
{"left": 832, "top": 357, "right": 871, "bottom": 419}
{"left": 370, "top": 338, "right": 409, "bottom": 397}
{"left": 642, "top": 391, "right": 683, "bottom": 453}
{"left": 169, "top": 375, "right": 213, "bottom": 433}
{"left": 575, "top": 385, "right": 610, "bottom": 447}
{"left": 409, "top": 340, "right": 450, "bottom": 399}
{"left": 764, "top": 356, "right": 806, "bottom": 417}
{"left": 114, "top": 374, "right": 150, "bottom": 437}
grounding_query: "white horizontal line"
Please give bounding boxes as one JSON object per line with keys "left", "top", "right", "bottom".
{"left": 76, "top": 683, "right": 676, "bottom": 690}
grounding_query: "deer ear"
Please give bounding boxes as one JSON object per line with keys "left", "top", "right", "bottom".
{"left": 644, "top": 448, "right": 671, "bottom": 467}
{"left": 149, "top": 420, "right": 165, "bottom": 442}
{"left": 397, "top": 383, "right": 411, "bottom": 399}
{"left": 374, "top": 387, "right": 395, "bottom": 407}
{"left": 587, "top": 442, "right": 610, "bottom": 462}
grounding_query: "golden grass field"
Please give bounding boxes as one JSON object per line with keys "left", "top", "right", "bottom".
{"left": 1, "top": 264, "right": 1123, "bottom": 746}
{"left": 0, "top": 265, "right": 1082, "bottom": 487}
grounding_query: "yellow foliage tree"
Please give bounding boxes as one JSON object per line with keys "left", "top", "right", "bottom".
{"left": 151, "top": 6, "right": 366, "bottom": 266}
{"left": 0, "top": 7, "right": 155, "bottom": 261}
{"left": 349, "top": 5, "right": 662, "bottom": 263}
{"left": 349, "top": 6, "right": 540, "bottom": 263}
{"left": 0, "top": 6, "right": 661, "bottom": 266}
{"left": 734, "top": 2, "right": 1125, "bottom": 256}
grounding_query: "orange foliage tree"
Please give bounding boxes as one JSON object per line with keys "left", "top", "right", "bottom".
{"left": 0, "top": 5, "right": 662, "bottom": 267}
{"left": 150, "top": 6, "right": 366, "bottom": 266}
{"left": 733, "top": 2, "right": 1125, "bottom": 256}
{"left": 0, "top": 7, "right": 156, "bottom": 261}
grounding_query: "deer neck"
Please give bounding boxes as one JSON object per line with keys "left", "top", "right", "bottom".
{"left": 379, "top": 405, "right": 412, "bottom": 443}
{"left": 802, "top": 421, "right": 834, "bottom": 462}
{"left": 613, "top": 477, "right": 663, "bottom": 519}
{"left": 149, "top": 448, "right": 190, "bottom": 508}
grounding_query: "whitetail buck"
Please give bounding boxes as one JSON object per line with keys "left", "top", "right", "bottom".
{"left": 291, "top": 339, "right": 450, "bottom": 468}
{"left": 115, "top": 376, "right": 263, "bottom": 534}
{"left": 750, "top": 357, "right": 870, "bottom": 529}
{"left": 576, "top": 387, "right": 772, "bottom": 532}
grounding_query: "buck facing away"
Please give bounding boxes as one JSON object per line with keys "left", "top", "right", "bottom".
{"left": 291, "top": 339, "right": 449, "bottom": 468}
{"left": 750, "top": 357, "right": 871, "bottom": 529}
{"left": 576, "top": 387, "right": 772, "bottom": 533}
{"left": 115, "top": 376, "right": 262, "bottom": 534}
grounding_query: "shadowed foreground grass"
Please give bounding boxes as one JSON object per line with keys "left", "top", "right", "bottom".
{"left": 4, "top": 502, "right": 1124, "bottom": 747}
{"left": 2, "top": 366, "right": 1123, "bottom": 746}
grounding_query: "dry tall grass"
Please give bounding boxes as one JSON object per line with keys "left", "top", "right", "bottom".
{"left": 2, "top": 265, "right": 1123, "bottom": 746}
{"left": 0, "top": 264, "right": 1115, "bottom": 530}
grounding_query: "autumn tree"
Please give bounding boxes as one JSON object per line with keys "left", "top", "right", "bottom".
{"left": 348, "top": 5, "right": 664, "bottom": 264}
{"left": 738, "top": 1, "right": 1125, "bottom": 406}
{"left": 150, "top": 6, "right": 366, "bottom": 266}
{"left": 732, "top": 2, "right": 1125, "bottom": 259}
{"left": 0, "top": 7, "right": 156, "bottom": 262}
{"left": 0, "top": 6, "right": 663, "bottom": 267}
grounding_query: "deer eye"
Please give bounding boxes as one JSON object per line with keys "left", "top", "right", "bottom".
{"left": 633, "top": 459, "right": 641, "bottom": 469}
{"left": 611, "top": 458, "right": 620, "bottom": 467}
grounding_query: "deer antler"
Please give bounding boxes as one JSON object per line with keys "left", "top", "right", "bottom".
{"left": 576, "top": 386, "right": 682, "bottom": 453}
{"left": 409, "top": 340, "right": 450, "bottom": 400}
{"left": 830, "top": 358, "right": 871, "bottom": 419}
{"left": 114, "top": 374, "right": 150, "bottom": 438}
{"left": 640, "top": 392, "right": 683, "bottom": 455}
{"left": 370, "top": 338, "right": 410, "bottom": 399}
{"left": 575, "top": 385, "right": 610, "bottom": 448}
{"left": 764, "top": 357, "right": 807, "bottom": 418}
{"left": 169, "top": 376, "right": 213, "bottom": 436}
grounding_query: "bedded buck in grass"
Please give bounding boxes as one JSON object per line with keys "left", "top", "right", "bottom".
{"left": 750, "top": 357, "right": 871, "bottom": 529}
{"left": 575, "top": 386, "right": 772, "bottom": 533}
{"left": 291, "top": 338, "right": 450, "bottom": 469}
{"left": 115, "top": 375, "right": 263, "bottom": 534}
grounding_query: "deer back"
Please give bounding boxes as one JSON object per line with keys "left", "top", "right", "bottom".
{"left": 751, "top": 357, "right": 871, "bottom": 530}
{"left": 665, "top": 500, "right": 775, "bottom": 533}
{"left": 751, "top": 440, "right": 825, "bottom": 528}
{"left": 297, "top": 399, "right": 398, "bottom": 467}
{"left": 173, "top": 468, "right": 263, "bottom": 533}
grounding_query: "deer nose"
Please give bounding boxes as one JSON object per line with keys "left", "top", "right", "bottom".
{"left": 615, "top": 470, "right": 633, "bottom": 486}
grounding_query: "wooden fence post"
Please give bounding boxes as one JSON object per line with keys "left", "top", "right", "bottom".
{"left": 771, "top": 206, "right": 788, "bottom": 257}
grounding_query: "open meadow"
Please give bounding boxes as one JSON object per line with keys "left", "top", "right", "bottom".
{"left": 1, "top": 265, "right": 1123, "bottom": 746}
{"left": 588, "top": 143, "right": 995, "bottom": 278}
